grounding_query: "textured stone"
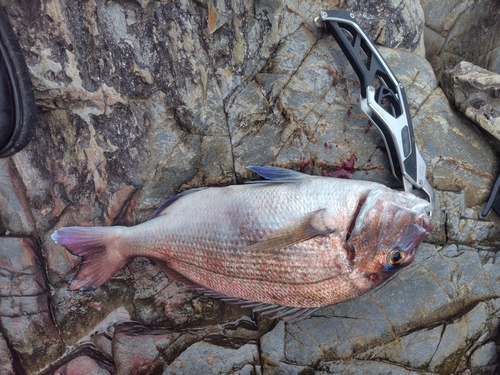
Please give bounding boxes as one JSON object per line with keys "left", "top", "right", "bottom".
{"left": 363, "top": 324, "right": 443, "bottom": 369}
{"left": 438, "top": 191, "right": 495, "bottom": 244}
{"left": 411, "top": 87, "right": 496, "bottom": 208}
{"left": 323, "top": 0, "right": 426, "bottom": 54}
{"left": 163, "top": 342, "right": 260, "bottom": 375}
{"left": 53, "top": 356, "right": 111, "bottom": 375}
{"left": 428, "top": 300, "right": 500, "bottom": 374}
{"left": 359, "top": 299, "right": 500, "bottom": 374}
{"left": 0, "top": 159, "right": 36, "bottom": 235}
{"left": 0, "top": 236, "right": 46, "bottom": 296}
{"left": 317, "top": 360, "right": 430, "bottom": 374}
{"left": 112, "top": 326, "right": 181, "bottom": 375}
{"left": 421, "top": 0, "right": 500, "bottom": 80}
{"left": 0, "top": 331, "right": 15, "bottom": 375}
{"left": 0, "top": 236, "right": 64, "bottom": 374}
{"left": 469, "top": 342, "right": 498, "bottom": 371}
{"left": 259, "top": 244, "right": 500, "bottom": 372}
{"left": 441, "top": 62, "right": 500, "bottom": 146}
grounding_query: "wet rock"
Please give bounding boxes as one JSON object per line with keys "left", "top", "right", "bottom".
{"left": 50, "top": 280, "right": 132, "bottom": 347}
{"left": 421, "top": 0, "right": 500, "bottom": 80}
{"left": 260, "top": 322, "right": 309, "bottom": 375}
{"left": 163, "top": 341, "right": 260, "bottom": 375}
{"left": 411, "top": 85, "right": 496, "bottom": 208}
{"left": 91, "top": 333, "right": 113, "bottom": 361}
{"left": 441, "top": 62, "right": 500, "bottom": 146}
{"left": 0, "top": 236, "right": 64, "bottom": 374}
{"left": 90, "top": 316, "right": 260, "bottom": 374}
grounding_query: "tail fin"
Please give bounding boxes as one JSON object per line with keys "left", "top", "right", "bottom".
{"left": 51, "top": 226, "right": 128, "bottom": 291}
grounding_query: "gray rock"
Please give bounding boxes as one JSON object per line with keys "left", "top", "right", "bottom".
{"left": 421, "top": 0, "right": 500, "bottom": 80}
{"left": 0, "top": 159, "right": 36, "bottom": 235}
{"left": 411, "top": 86, "right": 496, "bottom": 208}
{"left": 0, "top": 236, "right": 65, "bottom": 373}
{"left": 163, "top": 342, "right": 259, "bottom": 375}
{"left": 469, "top": 342, "right": 498, "bottom": 371}
{"left": 321, "top": 0, "right": 426, "bottom": 54}
{"left": 53, "top": 355, "right": 111, "bottom": 375}
{"left": 259, "top": 244, "right": 500, "bottom": 372}
{"left": 441, "top": 62, "right": 500, "bottom": 146}
{"left": 317, "top": 359, "right": 433, "bottom": 374}
{"left": 0, "top": 331, "right": 15, "bottom": 375}
{"left": 359, "top": 299, "right": 500, "bottom": 374}
{"left": 260, "top": 321, "right": 310, "bottom": 375}
{"left": 359, "top": 324, "right": 443, "bottom": 369}
{"left": 428, "top": 300, "right": 500, "bottom": 374}
{"left": 438, "top": 191, "right": 495, "bottom": 244}
{"left": 112, "top": 325, "right": 181, "bottom": 375}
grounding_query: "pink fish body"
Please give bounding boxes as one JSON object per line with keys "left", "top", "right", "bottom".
{"left": 52, "top": 166, "right": 433, "bottom": 320}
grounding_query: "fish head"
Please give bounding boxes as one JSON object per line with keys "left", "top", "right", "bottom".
{"left": 346, "top": 187, "right": 434, "bottom": 290}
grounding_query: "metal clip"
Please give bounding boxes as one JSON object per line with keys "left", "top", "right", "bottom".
{"left": 315, "top": 10, "right": 435, "bottom": 218}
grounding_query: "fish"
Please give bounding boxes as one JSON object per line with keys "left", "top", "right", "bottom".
{"left": 51, "top": 166, "right": 434, "bottom": 321}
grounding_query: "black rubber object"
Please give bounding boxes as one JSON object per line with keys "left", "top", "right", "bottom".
{"left": 0, "top": 6, "right": 36, "bottom": 158}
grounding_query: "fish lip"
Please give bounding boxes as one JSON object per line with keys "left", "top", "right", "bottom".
{"left": 406, "top": 247, "right": 417, "bottom": 260}
{"left": 400, "top": 214, "right": 433, "bottom": 266}
{"left": 416, "top": 213, "right": 434, "bottom": 234}
{"left": 402, "top": 251, "right": 416, "bottom": 266}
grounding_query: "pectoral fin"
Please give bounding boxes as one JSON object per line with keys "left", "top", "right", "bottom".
{"left": 246, "top": 209, "right": 336, "bottom": 252}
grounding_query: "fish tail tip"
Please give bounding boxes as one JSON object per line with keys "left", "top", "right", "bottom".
{"left": 51, "top": 226, "right": 115, "bottom": 255}
{"left": 51, "top": 230, "right": 61, "bottom": 245}
{"left": 53, "top": 226, "right": 128, "bottom": 292}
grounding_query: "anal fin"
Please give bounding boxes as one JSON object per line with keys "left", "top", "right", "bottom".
{"left": 153, "top": 260, "right": 322, "bottom": 322}
{"left": 153, "top": 260, "right": 207, "bottom": 290}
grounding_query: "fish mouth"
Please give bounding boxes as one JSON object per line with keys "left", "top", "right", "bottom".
{"left": 398, "top": 214, "right": 434, "bottom": 265}
{"left": 416, "top": 212, "right": 434, "bottom": 233}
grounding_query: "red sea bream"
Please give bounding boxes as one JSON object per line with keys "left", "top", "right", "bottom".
{"left": 52, "top": 166, "right": 434, "bottom": 321}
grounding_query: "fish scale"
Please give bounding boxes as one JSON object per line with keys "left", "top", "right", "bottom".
{"left": 126, "top": 179, "right": 364, "bottom": 284}
{"left": 51, "top": 166, "right": 433, "bottom": 319}
{"left": 168, "top": 258, "right": 359, "bottom": 308}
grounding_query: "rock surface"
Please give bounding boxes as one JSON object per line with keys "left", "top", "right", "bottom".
{"left": 0, "top": 236, "right": 64, "bottom": 374}
{"left": 421, "top": 0, "right": 500, "bottom": 80}
{"left": 0, "top": 0, "right": 499, "bottom": 374}
{"left": 441, "top": 61, "right": 500, "bottom": 147}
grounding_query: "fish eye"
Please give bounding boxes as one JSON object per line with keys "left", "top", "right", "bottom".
{"left": 387, "top": 248, "right": 405, "bottom": 267}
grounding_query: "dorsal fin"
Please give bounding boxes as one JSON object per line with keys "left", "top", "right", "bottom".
{"left": 148, "top": 187, "right": 208, "bottom": 220}
{"left": 246, "top": 166, "right": 310, "bottom": 183}
{"left": 149, "top": 167, "right": 308, "bottom": 220}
